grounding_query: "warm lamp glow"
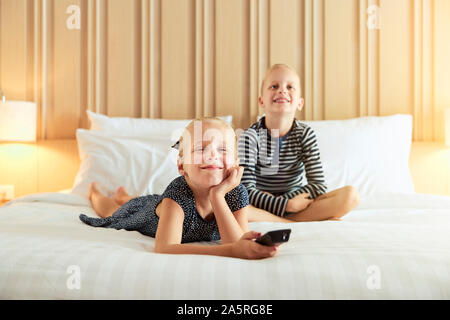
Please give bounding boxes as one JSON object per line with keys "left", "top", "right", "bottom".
{"left": 0, "top": 101, "right": 37, "bottom": 142}
{"left": 446, "top": 108, "right": 450, "bottom": 147}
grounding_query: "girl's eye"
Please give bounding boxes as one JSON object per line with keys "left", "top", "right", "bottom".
{"left": 270, "top": 85, "right": 278, "bottom": 89}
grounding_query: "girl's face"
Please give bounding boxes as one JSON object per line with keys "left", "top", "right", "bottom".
{"left": 178, "top": 121, "right": 237, "bottom": 190}
{"left": 259, "top": 67, "right": 304, "bottom": 116}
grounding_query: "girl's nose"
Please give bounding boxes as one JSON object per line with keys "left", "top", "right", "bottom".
{"left": 205, "top": 147, "right": 218, "bottom": 161}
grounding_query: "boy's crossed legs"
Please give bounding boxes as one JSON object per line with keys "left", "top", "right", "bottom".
{"left": 247, "top": 186, "right": 360, "bottom": 223}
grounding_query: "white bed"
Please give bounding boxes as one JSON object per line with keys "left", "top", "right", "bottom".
{"left": 1, "top": 191, "right": 449, "bottom": 299}
{"left": 1, "top": 112, "right": 449, "bottom": 299}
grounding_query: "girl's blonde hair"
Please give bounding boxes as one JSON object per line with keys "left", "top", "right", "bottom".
{"left": 176, "top": 117, "right": 238, "bottom": 161}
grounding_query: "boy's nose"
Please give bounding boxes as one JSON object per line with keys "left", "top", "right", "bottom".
{"left": 278, "top": 86, "right": 287, "bottom": 94}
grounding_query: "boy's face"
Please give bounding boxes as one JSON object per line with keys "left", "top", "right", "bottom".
{"left": 259, "top": 67, "right": 304, "bottom": 117}
{"left": 178, "top": 121, "right": 237, "bottom": 190}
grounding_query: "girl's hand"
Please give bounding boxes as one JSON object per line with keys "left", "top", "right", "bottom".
{"left": 231, "top": 231, "right": 278, "bottom": 259}
{"left": 286, "top": 193, "right": 313, "bottom": 213}
{"left": 209, "top": 166, "right": 244, "bottom": 198}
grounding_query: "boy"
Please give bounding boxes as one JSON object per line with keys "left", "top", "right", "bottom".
{"left": 238, "top": 64, "right": 359, "bottom": 222}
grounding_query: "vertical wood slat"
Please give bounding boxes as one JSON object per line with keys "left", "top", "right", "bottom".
{"left": 161, "top": 0, "right": 194, "bottom": 119}
{"left": 96, "top": 0, "right": 106, "bottom": 115}
{"left": 367, "top": 0, "right": 379, "bottom": 117}
{"left": 203, "top": 0, "right": 215, "bottom": 118}
{"left": 51, "top": 0, "right": 81, "bottom": 138}
{"left": 41, "top": 0, "right": 51, "bottom": 139}
{"left": 141, "top": 0, "right": 149, "bottom": 118}
{"left": 304, "top": 0, "right": 313, "bottom": 121}
{"left": 215, "top": 0, "right": 246, "bottom": 129}
{"left": 249, "top": 0, "right": 258, "bottom": 125}
{"left": 107, "top": 0, "right": 140, "bottom": 117}
{"left": 414, "top": 0, "right": 434, "bottom": 141}
{"left": 0, "top": 0, "right": 27, "bottom": 100}
{"left": 379, "top": 0, "right": 414, "bottom": 118}
{"left": 422, "top": 0, "right": 433, "bottom": 141}
{"left": 195, "top": 0, "right": 203, "bottom": 119}
{"left": 324, "top": 0, "right": 359, "bottom": 120}
{"left": 86, "top": 0, "right": 95, "bottom": 119}
{"left": 433, "top": 0, "right": 450, "bottom": 143}
{"left": 359, "top": 0, "right": 368, "bottom": 117}
{"left": 257, "top": 0, "right": 269, "bottom": 121}
{"left": 149, "top": 0, "right": 161, "bottom": 118}
{"left": 414, "top": 0, "right": 423, "bottom": 141}
{"left": 313, "top": 0, "right": 324, "bottom": 121}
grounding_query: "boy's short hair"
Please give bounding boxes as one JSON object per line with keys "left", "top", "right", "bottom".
{"left": 260, "top": 63, "right": 300, "bottom": 95}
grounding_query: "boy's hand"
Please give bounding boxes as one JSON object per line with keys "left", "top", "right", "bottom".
{"left": 209, "top": 166, "right": 244, "bottom": 198}
{"left": 286, "top": 193, "right": 313, "bottom": 213}
{"left": 231, "top": 231, "right": 278, "bottom": 259}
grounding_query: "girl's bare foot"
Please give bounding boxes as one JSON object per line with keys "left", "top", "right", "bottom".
{"left": 88, "top": 182, "right": 101, "bottom": 201}
{"left": 114, "top": 186, "right": 131, "bottom": 205}
{"left": 88, "top": 182, "right": 120, "bottom": 218}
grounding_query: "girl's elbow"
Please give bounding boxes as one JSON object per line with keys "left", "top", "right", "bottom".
{"left": 154, "top": 245, "right": 164, "bottom": 254}
{"left": 154, "top": 243, "right": 170, "bottom": 254}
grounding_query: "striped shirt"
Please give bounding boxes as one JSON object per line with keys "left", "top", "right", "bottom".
{"left": 237, "top": 116, "right": 327, "bottom": 216}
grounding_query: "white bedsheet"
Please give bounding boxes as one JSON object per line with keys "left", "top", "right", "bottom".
{"left": 1, "top": 192, "right": 449, "bottom": 299}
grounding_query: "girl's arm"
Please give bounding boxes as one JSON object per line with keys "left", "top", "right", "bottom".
{"left": 209, "top": 193, "right": 249, "bottom": 244}
{"left": 154, "top": 198, "right": 276, "bottom": 259}
{"left": 209, "top": 166, "right": 249, "bottom": 243}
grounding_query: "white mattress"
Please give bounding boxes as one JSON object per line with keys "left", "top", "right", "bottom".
{"left": 1, "top": 192, "right": 449, "bottom": 299}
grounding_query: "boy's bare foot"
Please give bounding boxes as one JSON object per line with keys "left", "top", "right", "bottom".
{"left": 114, "top": 186, "right": 130, "bottom": 205}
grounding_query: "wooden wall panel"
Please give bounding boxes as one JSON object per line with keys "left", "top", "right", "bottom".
{"left": 324, "top": 0, "right": 359, "bottom": 120}
{"left": 0, "top": 0, "right": 29, "bottom": 100}
{"left": 379, "top": 0, "right": 414, "bottom": 117}
{"left": 433, "top": 0, "right": 450, "bottom": 143}
{"left": 107, "top": 0, "right": 140, "bottom": 117}
{"left": 50, "top": 0, "right": 81, "bottom": 138}
{"left": 215, "top": 0, "right": 248, "bottom": 129}
{"left": 161, "top": 0, "right": 195, "bottom": 119}
{"left": 0, "top": 0, "right": 449, "bottom": 141}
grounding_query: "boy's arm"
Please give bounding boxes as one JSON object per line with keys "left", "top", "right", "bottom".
{"left": 285, "top": 126, "right": 327, "bottom": 199}
{"left": 238, "top": 130, "right": 289, "bottom": 217}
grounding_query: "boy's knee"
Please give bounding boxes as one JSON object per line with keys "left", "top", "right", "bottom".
{"left": 341, "top": 186, "right": 360, "bottom": 210}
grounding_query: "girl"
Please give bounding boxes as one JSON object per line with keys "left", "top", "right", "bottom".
{"left": 79, "top": 118, "right": 278, "bottom": 259}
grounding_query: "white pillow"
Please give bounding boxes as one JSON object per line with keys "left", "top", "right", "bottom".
{"left": 87, "top": 110, "right": 233, "bottom": 139}
{"left": 302, "top": 114, "right": 414, "bottom": 196}
{"left": 71, "top": 129, "right": 180, "bottom": 199}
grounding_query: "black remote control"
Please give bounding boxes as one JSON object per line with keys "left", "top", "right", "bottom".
{"left": 255, "top": 229, "right": 291, "bottom": 246}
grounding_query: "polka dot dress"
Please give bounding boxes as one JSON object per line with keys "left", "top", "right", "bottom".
{"left": 79, "top": 176, "right": 249, "bottom": 243}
